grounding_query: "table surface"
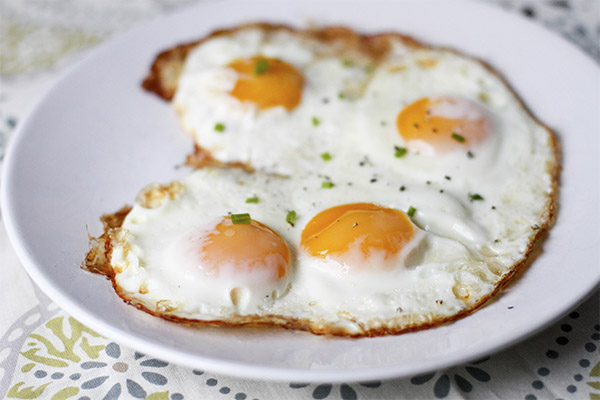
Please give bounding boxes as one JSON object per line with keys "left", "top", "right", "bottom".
{"left": 1, "top": 0, "right": 599, "bottom": 399}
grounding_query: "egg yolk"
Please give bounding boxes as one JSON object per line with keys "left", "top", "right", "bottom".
{"left": 228, "top": 56, "right": 304, "bottom": 111}
{"left": 197, "top": 217, "right": 290, "bottom": 281}
{"left": 396, "top": 97, "right": 491, "bottom": 154}
{"left": 301, "top": 203, "right": 415, "bottom": 270}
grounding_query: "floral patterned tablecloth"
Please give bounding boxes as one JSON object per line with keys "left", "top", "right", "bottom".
{"left": 1, "top": 1, "right": 599, "bottom": 399}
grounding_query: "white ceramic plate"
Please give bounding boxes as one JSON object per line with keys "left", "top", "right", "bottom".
{"left": 2, "top": 0, "right": 599, "bottom": 383}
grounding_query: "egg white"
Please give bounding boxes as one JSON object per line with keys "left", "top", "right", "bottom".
{"left": 173, "top": 28, "right": 371, "bottom": 176}
{"left": 110, "top": 163, "right": 546, "bottom": 334}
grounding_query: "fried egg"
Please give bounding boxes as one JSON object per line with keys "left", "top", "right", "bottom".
{"left": 171, "top": 26, "right": 373, "bottom": 175}
{"left": 97, "top": 153, "right": 551, "bottom": 336}
{"left": 85, "top": 24, "right": 558, "bottom": 337}
{"left": 103, "top": 168, "right": 483, "bottom": 334}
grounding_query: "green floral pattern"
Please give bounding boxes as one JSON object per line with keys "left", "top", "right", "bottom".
{"left": 3, "top": 307, "right": 598, "bottom": 400}
{"left": 8, "top": 316, "right": 105, "bottom": 398}
{"left": 0, "top": 0, "right": 197, "bottom": 76}
{"left": 0, "top": 23, "right": 103, "bottom": 76}
{"left": 6, "top": 315, "right": 182, "bottom": 399}
{"left": 589, "top": 360, "right": 600, "bottom": 399}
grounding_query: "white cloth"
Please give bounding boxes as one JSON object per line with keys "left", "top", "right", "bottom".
{"left": 1, "top": 1, "right": 598, "bottom": 399}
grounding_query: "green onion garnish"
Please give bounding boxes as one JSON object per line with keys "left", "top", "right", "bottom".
{"left": 321, "top": 152, "right": 332, "bottom": 161}
{"left": 245, "top": 196, "right": 259, "bottom": 204}
{"left": 231, "top": 213, "right": 251, "bottom": 224}
{"left": 342, "top": 59, "right": 353, "bottom": 67}
{"left": 321, "top": 181, "right": 334, "bottom": 189}
{"left": 338, "top": 92, "right": 345, "bottom": 100}
{"left": 469, "top": 193, "right": 484, "bottom": 201}
{"left": 254, "top": 59, "right": 270, "bottom": 75}
{"left": 407, "top": 206, "right": 416, "bottom": 218}
{"left": 214, "top": 122, "right": 225, "bottom": 133}
{"left": 312, "top": 117, "right": 320, "bottom": 126}
{"left": 394, "top": 146, "right": 407, "bottom": 158}
{"left": 286, "top": 210, "right": 297, "bottom": 227}
{"left": 478, "top": 92, "right": 490, "bottom": 103}
{"left": 451, "top": 132, "right": 466, "bottom": 143}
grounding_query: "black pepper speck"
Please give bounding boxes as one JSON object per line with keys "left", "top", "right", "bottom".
{"left": 522, "top": 6, "right": 535, "bottom": 18}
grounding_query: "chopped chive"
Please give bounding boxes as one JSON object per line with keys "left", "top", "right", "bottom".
{"left": 231, "top": 213, "right": 251, "bottom": 224}
{"left": 478, "top": 92, "right": 490, "bottom": 103}
{"left": 342, "top": 59, "right": 353, "bottom": 67}
{"left": 469, "top": 193, "right": 484, "bottom": 201}
{"left": 338, "top": 92, "right": 345, "bottom": 100}
{"left": 451, "top": 132, "right": 466, "bottom": 143}
{"left": 214, "top": 122, "right": 225, "bottom": 133}
{"left": 364, "top": 64, "right": 375, "bottom": 73}
{"left": 394, "top": 146, "right": 407, "bottom": 158}
{"left": 407, "top": 206, "right": 416, "bottom": 218}
{"left": 467, "top": 151, "right": 475, "bottom": 159}
{"left": 321, "top": 181, "right": 334, "bottom": 189}
{"left": 254, "top": 59, "right": 270, "bottom": 75}
{"left": 321, "top": 152, "right": 332, "bottom": 161}
{"left": 286, "top": 210, "right": 297, "bottom": 227}
{"left": 245, "top": 196, "right": 259, "bottom": 204}
{"left": 312, "top": 117, "right": 320, "bottom": 126}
